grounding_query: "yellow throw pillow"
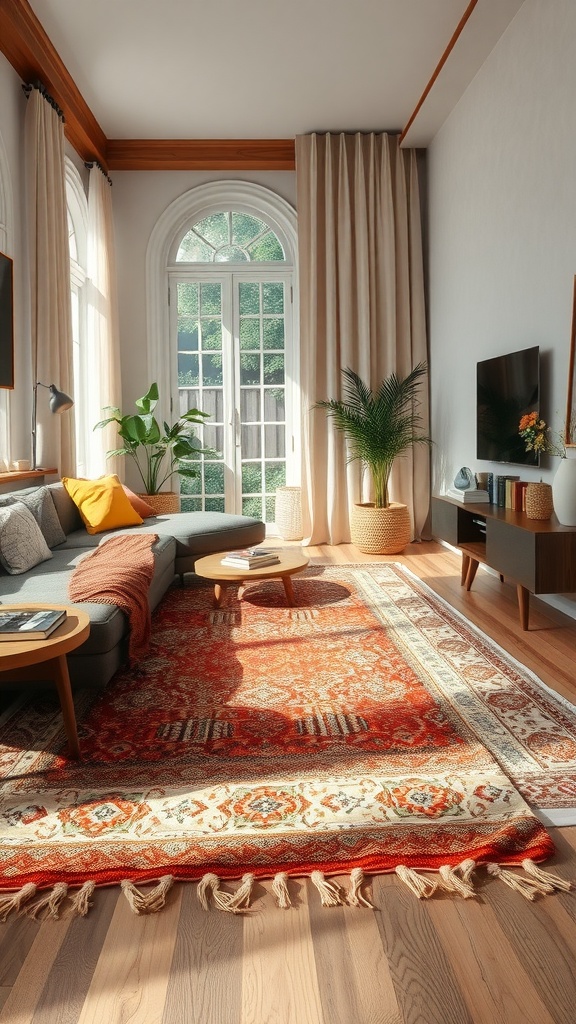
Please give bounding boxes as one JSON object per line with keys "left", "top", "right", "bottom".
{"left": 61, "top": 475, "right": 144, "bottom": 535}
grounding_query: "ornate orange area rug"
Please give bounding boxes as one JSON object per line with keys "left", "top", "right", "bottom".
{"left": 0, "top": 562, "right": 574, "bottom": 913}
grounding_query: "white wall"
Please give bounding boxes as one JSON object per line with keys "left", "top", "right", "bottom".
{"left": 111, "top": 170, "right": 296, "bottom": 408}
{"left": 428, "top": 0, "right": 576, "bottom": 616}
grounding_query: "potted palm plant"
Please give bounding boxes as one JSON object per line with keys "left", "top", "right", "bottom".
{"left": 316, "top": 363, "right": 431, "bottom": 553}
{"left": 95, "top": 383, "right": 216, "bottom": 514}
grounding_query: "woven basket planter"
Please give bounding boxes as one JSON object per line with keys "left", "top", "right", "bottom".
{"left": 138, "top": 491, "right": 180, "bottom": 515}
{"left": 525, "top": 482, "right": 553, "bottom": 521}
{"left": 275, "top": 486, "right": 303, "bottom": 540}
{"left": 350, "top": 502, "right": 411, "bottom": 554}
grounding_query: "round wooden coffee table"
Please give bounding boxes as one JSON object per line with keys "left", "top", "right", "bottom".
{"left": 194, "top": 548, "right": 309, "bottom": 608}
{"left": 0, "top": 604, "right": 90, "bottom": 759}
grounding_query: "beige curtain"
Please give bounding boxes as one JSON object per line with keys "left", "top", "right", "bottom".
{"left": 296, "top": 132, "right": 430, "bottom": 545}
{"left": 25, "top": 88, "right": 75, "bottom": 476}
{"left": 85, "top": 165, "right": 123, "bottom": 478}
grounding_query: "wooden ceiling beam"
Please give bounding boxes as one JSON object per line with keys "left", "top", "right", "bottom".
{"left": 106, "top": 139, "right": 296, "bottom": 171}
{"left": 0, "top": 0, "right": 108, "bottom": 167}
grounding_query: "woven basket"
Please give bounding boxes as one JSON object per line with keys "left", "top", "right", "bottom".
{"left": 350, "top": 502, "right": 411, "bottom": 554}
{"left": 138, "top": 491, "right": 180, "bottom": 515}
{"left": 525, "top": 482, "right": 553, "bottom": 521}
{"left": 275, "top": 486, "right": 303, "bottom": 540}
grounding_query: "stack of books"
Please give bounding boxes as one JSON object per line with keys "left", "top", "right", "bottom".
{"left": 445, "top": 487, "right": 490, "bottom": 504}
{"left": 221, "top": 548, "right": 281, "bottom": 569}
{"left": 0, "top": 608, "right": 66, "bottom": 641}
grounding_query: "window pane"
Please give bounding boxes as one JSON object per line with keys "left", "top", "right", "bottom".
{"left": 201, "top": 319, "right": 222, "bottom": 351}
{"left": 204, "top": 463, "right": 225, "bottom": 493}
{"left": 239, "top": 282, "right": 260, "bottom": 315}
{"left": 265, "top": 496, "right": 275, "bottom": 522}
{"left": 241, "top": 389, "right": 260, "bottom": 422}
{"left": 200, "top": 388, "right": 224, "bottom": 421}
{"left": 179, "top": 353, "right": 199, "bottom": 386}
{"left": 262, "top": 283, "right": 284, "bottom": 314}
{"left": 200, "top": 282, "right": 221, "bottom": 315}
{"left": 215, "top": 245, "right": 248, "bottom": 262}
{"left": 206, "top": 497, "right": 225, "bottom": 513}
{"left": 242, "top": 424, "right": 261, "bottom": 458}
{"left": 240, "top": 353, "right": 261, "bottom": 386}
{"left": 194, "top": 213, "right": 229, "bottom": 248}
{"left": 243, "top": 497, "right": 263, "bottom": 518}
{"left": 263, "top": 318, "right": 284, "bottom": 350}
{"left": 176, "top": 233, "right": 214, "bottom": 262}
{"left": 265, "top": 424, "right": 285, "bottom": 458}
{"left": 180, "top": 474, "right": 201, "bottom": 495}
{"left": 203, "top": 424, "right": 223, "bottom": 452}
{"left": 265, "top": 463, "right": 286, "bottom": 491}
{"left": 247, "top": 231, "right": 284, "bottom": 261}
{"left": 232, "top": 213, "right": 267, "bottom": 246}
{"left": 264, "top": 388, "right": 285, "bottom": 420}
{"left": 177, "top": 282, "right": 198, "bottom": 315}
{"left": 263, "top": 353, "right": 284, "bottom": 385}
{"left": 202, "top": 353, "right": 223, "bottom": 387}
{"left": 181, "top": 496, "right": 203, "bottom": 512}
{"left": 242, "top": 462, "right": 262, "bottom": 493}
{"left": 240, "top": 318, "right": 260, "bottom": 350}
{"left": 179, "top": 388, "right": 200, "bottom": 413}
{"left": 178, "top": 323, "right": 198, "bottom": 351}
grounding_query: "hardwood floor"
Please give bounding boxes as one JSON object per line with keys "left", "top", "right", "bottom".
{"left": 1, "top": 540, "right": 576, "bottom": 1024}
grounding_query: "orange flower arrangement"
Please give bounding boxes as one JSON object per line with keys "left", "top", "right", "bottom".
{"left": 518, "top": 412, "right": 565, "bottom": 458}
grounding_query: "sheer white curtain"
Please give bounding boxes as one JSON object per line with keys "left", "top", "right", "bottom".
{"left": 85, "top": 165, "right": 122, "bottom": 478}
{"left": 296, "top": 132, "right": 430, "bottom": 545}
{"left": 25, "top": 87, "right": 75, "bottom": 475}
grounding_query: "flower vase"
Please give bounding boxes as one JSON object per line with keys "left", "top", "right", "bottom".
{"left": 552, "top": 456, "right": 576, "bottom": 526}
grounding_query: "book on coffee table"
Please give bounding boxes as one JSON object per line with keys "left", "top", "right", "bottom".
{"left": 221, "top": 548, "right": 281, "bottom": 569}
{"left": 0, "top": 608, "right": 66, "bottom": 640}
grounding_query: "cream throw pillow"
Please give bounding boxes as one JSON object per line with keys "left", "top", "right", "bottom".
{"left": 0, "top": 502, "right": 53, "bottom": 575}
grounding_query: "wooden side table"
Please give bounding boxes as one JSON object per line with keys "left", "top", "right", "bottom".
{"left": 0, "top": 604, "right": 90, "bottom": 758}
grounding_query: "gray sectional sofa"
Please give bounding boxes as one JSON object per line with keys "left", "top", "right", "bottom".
{"left": 0, "top": 482, "right": 265, "bottom": 687}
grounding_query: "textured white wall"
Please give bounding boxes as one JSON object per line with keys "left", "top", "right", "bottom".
{"left": 428, "top": 0, "right": 576, "bottom": 497}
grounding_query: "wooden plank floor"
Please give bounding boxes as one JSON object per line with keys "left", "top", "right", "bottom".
{"left": 1, "top": 540, "right": 576, "bottom": 1024}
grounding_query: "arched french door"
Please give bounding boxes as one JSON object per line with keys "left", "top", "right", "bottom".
{"left": 149, "top": 183, "right": 299, "bottom": 524}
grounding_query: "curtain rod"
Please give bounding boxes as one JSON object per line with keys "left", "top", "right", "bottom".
{"left": 22, "top": 82, "right": 65, "bottom": 122}
{"left": 84, "top": 160, "right": 112, "bottom": 186}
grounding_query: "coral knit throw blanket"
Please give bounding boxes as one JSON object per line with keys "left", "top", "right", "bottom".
{"left": 69, "top": 533, "right": 159, "bottom": 663}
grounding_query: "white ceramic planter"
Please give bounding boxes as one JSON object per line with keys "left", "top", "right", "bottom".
{"left": 552, "top": 456, "right": 576, "bottom": 526}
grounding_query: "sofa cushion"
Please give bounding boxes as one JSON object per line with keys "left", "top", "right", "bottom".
{"left": 0, "top": 486, "right": 66, "bottom": 547}
{"left": 62, "top": 475, "right": 144, "bottom": 534}
{"left": 122, "top": 486, "right": 156, "bottom": 518}
{"left": 0, "top": 502, "right": 52, "bottom": 574}
{"left": 47, "top": 482, "right": 84, "bottom": 535}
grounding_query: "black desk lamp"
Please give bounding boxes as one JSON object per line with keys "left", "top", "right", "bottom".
{"left": 31, "top": 381, "right": 74, "bottom": 470}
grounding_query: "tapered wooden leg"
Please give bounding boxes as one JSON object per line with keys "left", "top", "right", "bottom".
{"left": 50, "top": 655, "right": 80, "bottom": 759}
{"left": 213, "top": 583, "right": 227, "bottom": 608}
{"left": 464, "top": 559, "right": 479, "bottom": 591}
{"left": 461, "top": 554, "right": 470, "bottom": 586}
{"left": 282, "top": 574, "right": 295, "bottom": 606}
{"left": 517, "top": 584, "right": 530, "bottom": 630}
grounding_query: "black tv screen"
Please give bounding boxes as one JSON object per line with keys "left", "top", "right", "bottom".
{"left": 477, "top": 346, "right": 540, "bottom": 465}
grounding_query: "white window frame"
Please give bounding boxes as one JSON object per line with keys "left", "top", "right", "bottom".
{"left": 147, "top": 181, "right": 300, "bottom": 488}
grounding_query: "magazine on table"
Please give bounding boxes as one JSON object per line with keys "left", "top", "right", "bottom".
{"left": 221, "top": 547, "right": 281, "bottom": 569}
{"left": 0, "top": 608, "right": 66, "bottom": 640}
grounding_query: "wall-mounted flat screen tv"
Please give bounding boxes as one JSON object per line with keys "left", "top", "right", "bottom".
{"left": 477, "top": 345, "right": 540, "bottom": 465}
{"left": 0, "top": 252, "right": 14, "bottom": 389}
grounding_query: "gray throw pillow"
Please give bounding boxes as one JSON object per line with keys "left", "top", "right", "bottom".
{"left": 0, "top": 502, "right": 53, "bottom": 575}
{"left": 0, "top": 487, "right": 66, "bottom": 548}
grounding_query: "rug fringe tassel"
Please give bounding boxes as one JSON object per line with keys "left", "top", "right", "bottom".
{"left": 487, "top": 863, "right": 550, "bottom": 901}
{"left": 395, "top": 865, "right": 437, "bottom": 899}
{"left": 522, "top": 859, "right": 572, "bottom": 893}
{"left": 25, "top": 882, "right": 69, "bottom": 920}
{"left": 310, "top": 871, "right": 344, "bottom": 907}
{"left": 347, "top": 868, "right": 374, "bottom": 908}
{"left": 439, "top": 862, "right": 477, "bottom": 899}
{"left": 272, "top": 872, "right": 292, "bottom": 909}
{"left": 120, "top": 875, "right": 174, "bottom": 914}
{"left": 196, "top": 873, "right": 251, "bottom": 913}
{"left": 69, "top": 881, "right": 96, "bottom": 917}
{"left": 0, "top": 883, "right": 37, "bottom": 922}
